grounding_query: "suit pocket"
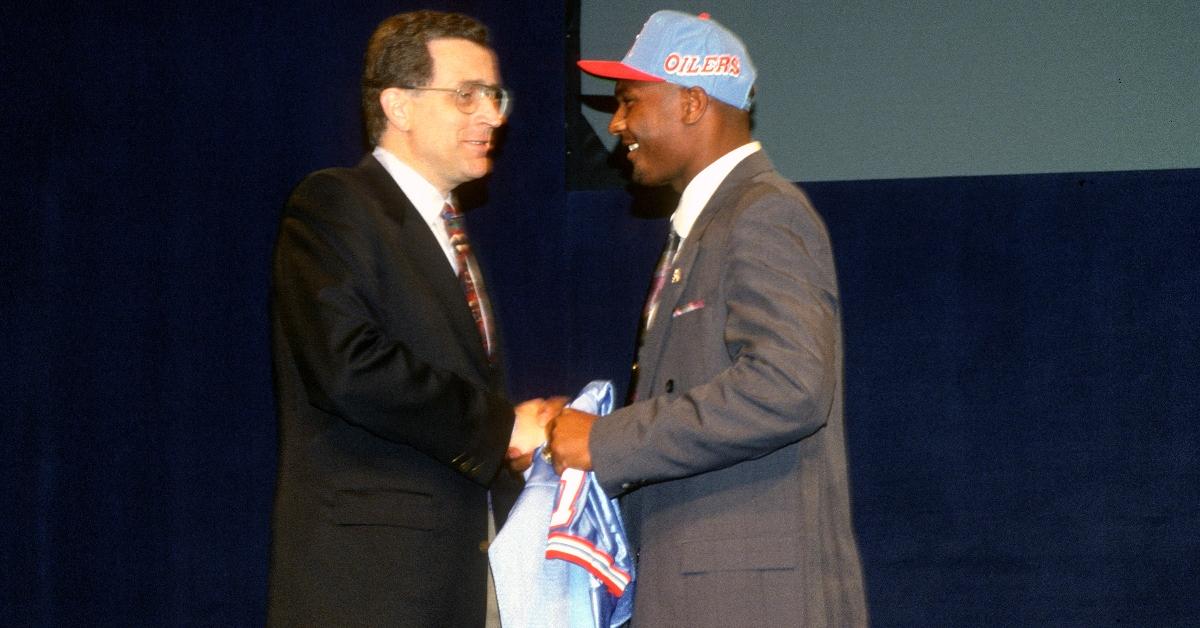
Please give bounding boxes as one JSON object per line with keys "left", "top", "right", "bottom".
{"left": 672, "top": 299, "right": 706, "bottom": 318}
{"left": 679, "top": 536, "right": 798, "bottom": 573}
{"left": 333, "top": 488, "right": 435, "bottom": 530}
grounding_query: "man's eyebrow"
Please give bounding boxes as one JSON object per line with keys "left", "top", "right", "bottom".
{"left": 456, "top": 79, "right": 501, "bottom": 88}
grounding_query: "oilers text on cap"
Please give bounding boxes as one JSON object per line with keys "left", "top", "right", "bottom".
{"left": 578, "top": 10, "right": 757, "bottom": 110}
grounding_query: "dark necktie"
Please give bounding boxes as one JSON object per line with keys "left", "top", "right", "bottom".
{"left": 642, "top": 229, "right": 681, "bottom": 332}
{"left": 629, "top": 229, "right": 680, "bottom": 402}
{"left": 441, "top": 203, "right": 495, "bottom": 360}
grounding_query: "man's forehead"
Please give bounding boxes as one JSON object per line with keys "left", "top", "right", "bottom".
{"left": 428, "top": 38, "right": 493, "bottom": 60}
{"left": 429, "top": 38, "right": 498, "bottom": 81}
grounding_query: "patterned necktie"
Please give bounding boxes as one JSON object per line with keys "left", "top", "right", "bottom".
{"left": 629, "top": 230, "right": 680, "bottom": 402}
{"left": 642, "top": 229, "right": 681, "bottom": 332}
{"left": 442, "top": 203, "right": 495, "bottom": 360}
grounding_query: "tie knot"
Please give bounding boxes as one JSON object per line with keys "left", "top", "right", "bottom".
{"left": 441, "top": 203, "right": 462, "bottom": 221}
{"left": 666, "top": 229, "right": 681, "bottom": 260}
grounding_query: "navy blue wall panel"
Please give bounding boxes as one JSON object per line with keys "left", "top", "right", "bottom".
{"left": 808, "top": 170, "right": 1200, "bottom": 625}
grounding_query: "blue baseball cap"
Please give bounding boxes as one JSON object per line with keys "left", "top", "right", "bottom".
{"left": 578, "top": 10, "right": 757, "bottom": 110}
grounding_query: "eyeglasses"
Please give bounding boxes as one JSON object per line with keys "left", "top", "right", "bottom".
{"left": 401, "top": 83, "right": 511, "bottom": 117}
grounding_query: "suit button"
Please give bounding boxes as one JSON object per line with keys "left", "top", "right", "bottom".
{"left": 631, "top": 362, "right": 639, "bottom": 372}
{"left": 665, "top": 379, "right": 674, "bottom": 393}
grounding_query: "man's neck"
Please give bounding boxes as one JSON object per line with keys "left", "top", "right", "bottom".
{"left": 676, "top": 133, "right": 754, "bottom": 192}
{"left": 376, "top": 136, "right": 453, "bottom": 197}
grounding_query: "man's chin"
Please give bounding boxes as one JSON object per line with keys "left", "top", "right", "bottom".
{"left": 631, "top": 168, "right": 663, "bottom": 187}
{"left": 464, "top": 160, "right": 493, "bottom": 181}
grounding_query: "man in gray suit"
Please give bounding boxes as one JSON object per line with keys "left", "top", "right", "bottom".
{"left": 547, "top": 10, "right": 868, "bottom": 626}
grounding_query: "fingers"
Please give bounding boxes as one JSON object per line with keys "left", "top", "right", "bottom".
{"left": 509, "top": 400, "right": 549, "bottom": 456}
{"left": 514, "top": 397, "right": 545, "bottom": 417}
{"left": 509, "top": 395, "right": 581, "bottom": 473}
{"left": 544, "top": 408, "right": 595, "bottom": 472}
{"left": 537, "top": 396, "right": 570, "bottom": 425}
{"left": 505, "top": 449, "right": 534, "bottom": 474}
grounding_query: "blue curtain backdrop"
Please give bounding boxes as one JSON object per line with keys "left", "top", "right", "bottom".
{"left": 3, "top": 1, "right": 1198, "bottom": 626}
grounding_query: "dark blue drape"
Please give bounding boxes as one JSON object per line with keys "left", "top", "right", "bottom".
{"left": 4, "top": 2, "right": 1197, "bottom": 626}
{"left": 809, "top": 170, "right": 1200, "bottom": 625}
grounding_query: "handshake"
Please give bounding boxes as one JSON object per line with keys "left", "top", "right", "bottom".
{"left": 505, "top": 397, "right": 597, "bottom": 475}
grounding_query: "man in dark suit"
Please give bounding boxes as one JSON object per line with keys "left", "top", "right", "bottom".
{"left": 548, "top": 11, "right": 868, "bottom": 626}
{"left": 268, "top": 10, "right": 552, "bottom": 626}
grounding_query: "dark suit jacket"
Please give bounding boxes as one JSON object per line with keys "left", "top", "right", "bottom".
{"left": 267, "top": 154, "right": 517, "bottom": 627}
{"left": 590, "top": 151, "right": 868, "bottom": 626}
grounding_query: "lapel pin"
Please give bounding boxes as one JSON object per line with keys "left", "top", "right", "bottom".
{"left": 671, "top": 268, "right": 681, "bottom": 283}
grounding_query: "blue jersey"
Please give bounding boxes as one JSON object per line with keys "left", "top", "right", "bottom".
{"left": 489, "top": 381, "right": 635, "bottom": 628}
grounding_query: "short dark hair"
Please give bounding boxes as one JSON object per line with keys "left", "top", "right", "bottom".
{"left": 361, "top": 10, "right": 490, "bottom": 145}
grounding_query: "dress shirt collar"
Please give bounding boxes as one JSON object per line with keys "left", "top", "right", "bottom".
{"left": 671, "top": 141, "right": 762, "bottom": 240}
{"left": 372, "top": 146, "right": 454, "bottom": 222}
{"left": 372, "top": 146, "right": 459, "bottom": 272}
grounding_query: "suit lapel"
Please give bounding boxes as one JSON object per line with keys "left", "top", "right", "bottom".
{"left": 634, "top": 152, "right": 776, "bottom": 398}
{"left": 356, "top": 156, "right": 493, "bottom": 373}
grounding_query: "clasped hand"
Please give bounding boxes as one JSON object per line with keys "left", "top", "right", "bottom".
{"left": 506, "top": 396, "right": 566, "bottom": 472}
{"left": 506, "top": 397, "right": 597, "bottom": 474}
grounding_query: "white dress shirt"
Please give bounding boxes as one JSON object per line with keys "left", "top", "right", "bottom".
{"left": 642, "top": 141, "right": 762, "bottom": 329}
{"left": 670, "top": 141, "right": 763, "bottom": 257}
{"left": 372, "top": 146, "right": 460, "bottom": 274}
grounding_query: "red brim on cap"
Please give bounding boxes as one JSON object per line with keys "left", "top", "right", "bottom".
{"left": 577, "top": 59, "right": 663, "bottom": 82}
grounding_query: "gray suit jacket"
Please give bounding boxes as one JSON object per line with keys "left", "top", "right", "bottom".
{"left": 590, "top": 151, "right": 868, "bottom": 627}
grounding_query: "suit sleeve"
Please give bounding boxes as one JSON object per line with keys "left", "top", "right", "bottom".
{"left": 590, "top": 188, "right": 840, "bottom": 495}
{"left": 272, "top": 170, "right": 514, "bottom": 485}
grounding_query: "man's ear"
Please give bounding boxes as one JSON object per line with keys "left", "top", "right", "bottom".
{"left": 380, "top": 87, "right": 412, "bottom": 132}
{"left": 682, "top": 86, "right": 709, "bottom": 125}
